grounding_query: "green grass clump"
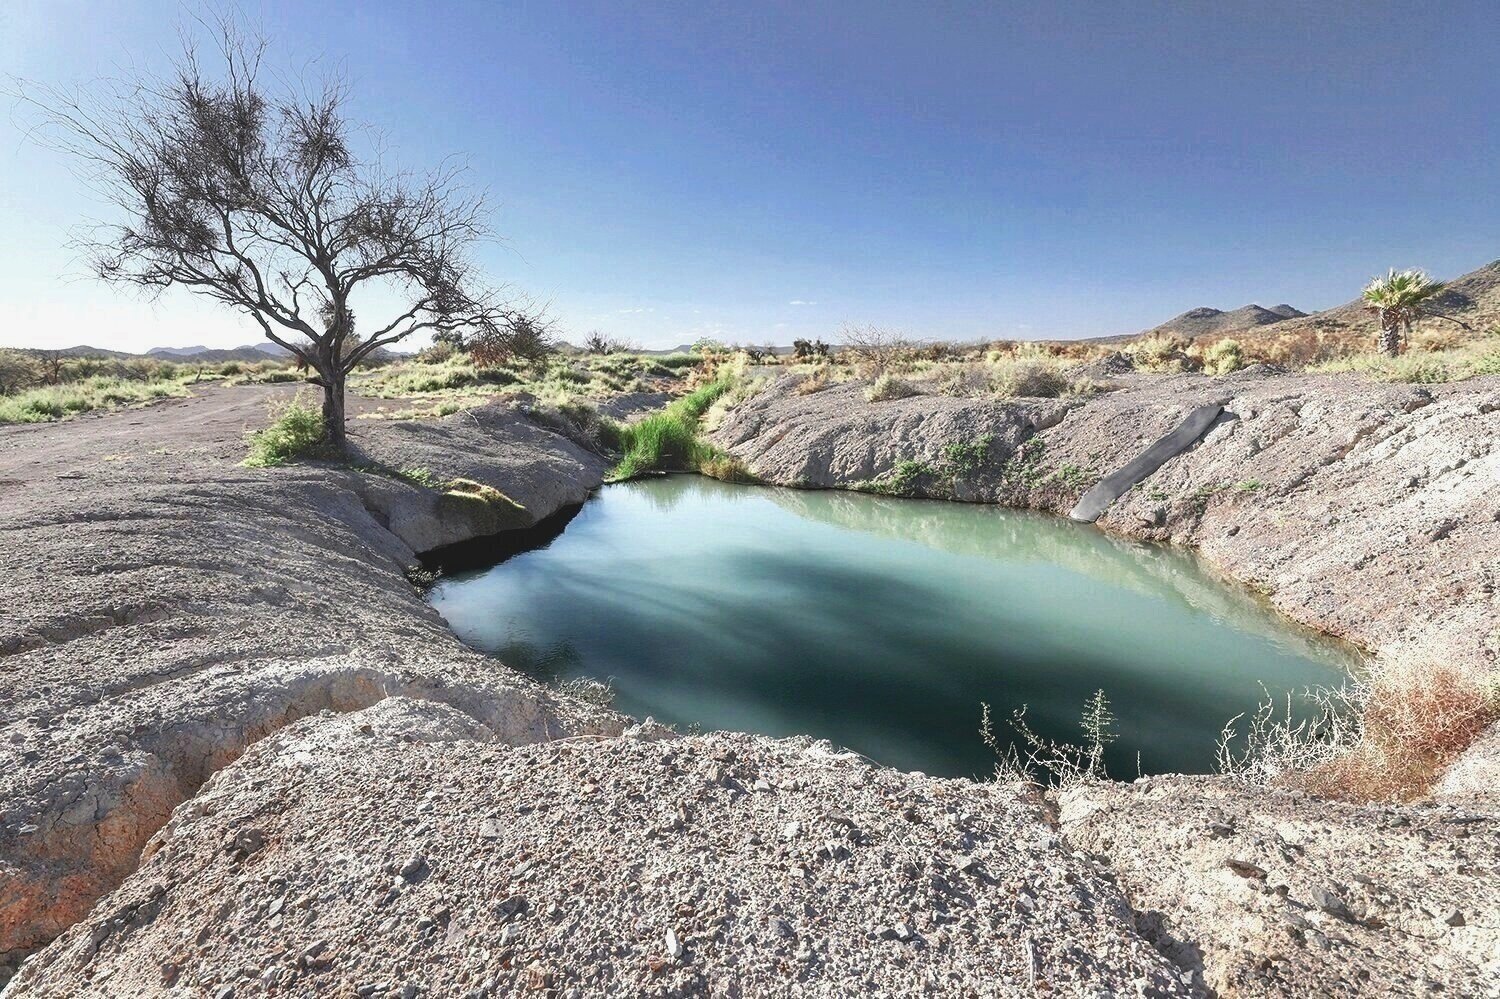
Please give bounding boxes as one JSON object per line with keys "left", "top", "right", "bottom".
{"left": 609, "top": 375, "right": 736, "bottom": 480}
{"left": 1201, "top": 338, "right": 1246, "bottom": 375}
{"left": 943, "top": 434, "right": 994, "bottom": 477}
{"left": 242, "top": 397, "right": 328, "bottom": 467}
{"left": 0, "top": 376, "right": 190, "bottom": 424}
{"left": 396, "top": 466, "right": 441, "bottom": 488}
{"left": 444, "top": 477, "right": 524, "bottom": 509}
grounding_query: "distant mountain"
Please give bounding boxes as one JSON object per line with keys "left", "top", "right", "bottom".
{"left": 1144, "top": 303, "right": 1307, "bottom": 339}
{"left": 145, "top": 341, "right": 291, "bottom": 362}
{"left": 1111, "top": 258, "right": 1499, "bottom": 360}
{"left": 48, "top": 345, "right": 138, "bottom": 359}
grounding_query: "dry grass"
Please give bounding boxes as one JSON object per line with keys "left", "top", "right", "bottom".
{"left": 1301, "top": 655, "right": 1498, "bottom": 801}
{"left": 1307, "top": 336, "right": 1500, "bottom": 383}
{"left": 990, "top": 359, "right": 1070, "bottom": 398}
{"left": 864, "top": 372, "right": 919, "bottom": 401}
{"left": 1220, "top": 630, "right": 1500, "bottom": 802}
{"left": 794, "top": 367, "right": 833, "bottom": 395}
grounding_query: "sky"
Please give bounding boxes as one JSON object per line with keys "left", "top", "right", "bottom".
{"left": 2, "top": 1, "right": 1497, "bottom": 352}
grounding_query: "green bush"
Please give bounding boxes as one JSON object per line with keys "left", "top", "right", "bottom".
{"left": 243, "top": 397, "right": 328, "bottom": 467}
{"left": 1202, "top": 338, "right": 1245, "bottom": 376}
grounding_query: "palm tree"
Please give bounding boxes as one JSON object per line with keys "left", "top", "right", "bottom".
{"left": 1362, "top": 269, "right": 1446, "bottom": 357}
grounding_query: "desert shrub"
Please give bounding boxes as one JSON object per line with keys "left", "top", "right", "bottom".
{"left": 416, "top": 341, "right": 457, "bottom": 365}
{"left": 558, "top": 675, "right": 616, "bottom": 707}
{"left": 991, "top": 360, "right": 1068, "bottom": 398}
{"left": 936, "top": 365, "right": 990, "bottom": 397}
{"left": 242, "top": 396, "right": 327, "bottom": 467}
{"left": 0, "top": 349, "right": 44, "bottom": 395}
{"left": 864, "top": 372, "right": 919, "bottom": 402}
{"left": 582, "top": 332, "right": 639, "bottom": 355}
{"left": 795, "top": 367, "right": 831, "bottom": 395}
{"left": 1219, "top": 636, "right": 1499, "bottom": 802}
{"left": 840, "top": 324, "right": 918, "bottom": 375}
{"left": 461, "top": 312, "right": 557, "bottom": 368}
{"left": 982, "top": 689, "right": 1120, "bottom": 786}
{"left": 655, "top": 353, "right": 701, "bottom": 370}
{"left": 791, "top": 338, "right": 831, "bottom": 360}
{"left": 1201, "top": 338, "right": 1245, "bottom": 375}
{"left": 1126, "top": 333, "right": 1195, "bottom": 373}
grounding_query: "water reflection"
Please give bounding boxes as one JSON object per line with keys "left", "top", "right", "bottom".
{"left": 432, "top": 476, "right": 1359, "bottom": 777}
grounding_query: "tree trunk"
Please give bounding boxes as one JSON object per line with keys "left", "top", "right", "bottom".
{"left": 321, "top": 372, "right": 347, "bottom": 452}
{"left": 1377, "top": 311, "right": 1401, "bottom": 357}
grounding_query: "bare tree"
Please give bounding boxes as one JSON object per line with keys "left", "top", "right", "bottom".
{"left": 15, "top": 17, "right": 523, "bottom": 450}
{"left": 838, "top": 324, "right": 917, "bottom": 374}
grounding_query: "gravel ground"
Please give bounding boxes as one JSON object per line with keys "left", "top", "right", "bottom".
{"left": 1061, "top": 777, "right": 1499, "bottom": 997}
{"left": 0, "top": 386, "right": 618, "bottom": 980}
{"left": 9, "top": 699, "right": 1194, "bottom": 998}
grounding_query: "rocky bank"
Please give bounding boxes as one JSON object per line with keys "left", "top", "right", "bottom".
{"left": 0, "top": 374, "right": 1496, "bottom": 996}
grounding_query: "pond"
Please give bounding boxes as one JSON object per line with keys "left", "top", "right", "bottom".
{"left": 430, "top": 476, "right": 1357, "bottom": 778}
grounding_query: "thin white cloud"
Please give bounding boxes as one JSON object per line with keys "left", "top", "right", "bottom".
{"left": 616, "top": 307, "right": 655, "bottom": 314}
{"left": 787, "top": 299, "right": 818, "bottom": 306}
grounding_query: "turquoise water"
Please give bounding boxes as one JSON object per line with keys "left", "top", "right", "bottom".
{"left": 431, "top": 477, "right": 1356, "bottom": 777}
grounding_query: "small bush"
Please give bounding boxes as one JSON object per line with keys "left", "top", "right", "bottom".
{"left": 794, "top": 368, "right": 831, "bottom": 395}
{"left": 839, "top": 324, "right": 919, "bottom": 375}
{"left": 1219, "top": 635, "right": 1500, "bottom": 802}
{"left": 1126, "top": 333, "right": 1195, "bottom": 373}
{"left": 981, "top": 689, "right": 1120, "bottom": 786}
{"left": 1201, "top": 338, "right": 1245, "bottom": 376}
{"left": 864, "top": 372, "right": 919, "bottom": 402}
{"left": 416, "top": 341, "right": 457, "bottom": 365}
{"left": 558, "top": 676, "right": 616, "bottom": 707}
{"left": 243, "top": 397, "right": 328, "bottom": 467}
{"left": 992, "top": 360, "right": 1068, "bottom": 398}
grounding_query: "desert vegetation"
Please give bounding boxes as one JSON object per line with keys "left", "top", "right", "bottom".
{"left": 1218, "top": 632, "right": 1500, "bottom": 802}
{"left": 0, "top": 349, "right": 297, "bottom": 423}
{"left": 1361, "top": 268, "right": 1451, "bottom": 357}
{"left": 607, "top": 369, "right": 750, "bottom": 482}
{"left": 17, "top": 17, "right": 545, "bottom": 452}
{"left": 241, "top": 395, "right": 329, "bottom": 467}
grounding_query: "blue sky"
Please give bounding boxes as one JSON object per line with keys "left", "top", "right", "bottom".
{"left": 2, "top": 1, "right": 1497, "bottom": 351}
